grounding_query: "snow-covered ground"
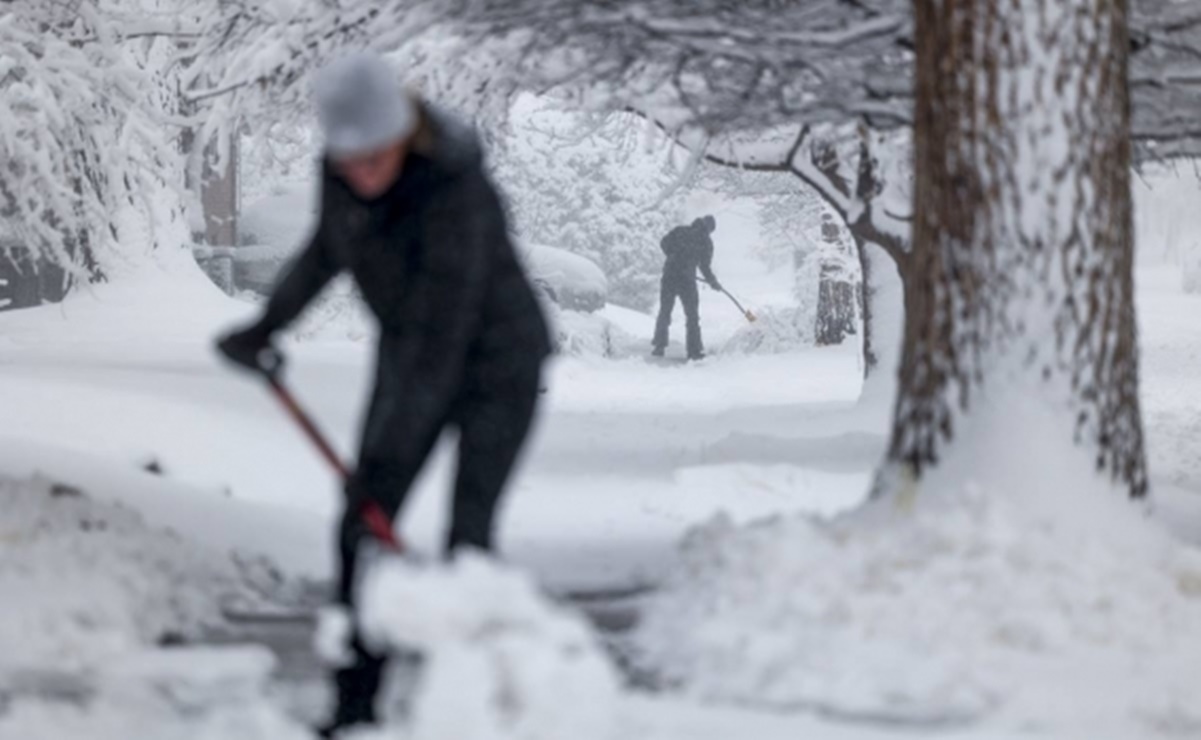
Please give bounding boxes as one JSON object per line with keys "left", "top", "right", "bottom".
{"left": 3, "top": 176, "right": 1201, "bottom": 737}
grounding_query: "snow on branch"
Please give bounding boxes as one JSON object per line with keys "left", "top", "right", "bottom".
{"left": 184, "top": 0, "right": 1201, "bottom": 160}
{"left": 0, "top": 4, "right": 178, "bottom": 277}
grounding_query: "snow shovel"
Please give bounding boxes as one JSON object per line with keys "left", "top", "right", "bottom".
{"left": 698, "top": 278, "right": 757, "bottom": 323}
{"left": 253, "top": 348, "right": 403, "bottom": 552}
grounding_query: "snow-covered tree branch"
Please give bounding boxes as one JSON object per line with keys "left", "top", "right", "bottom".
{"left": 1, "top": 0, "right": 196, "bottom": 279}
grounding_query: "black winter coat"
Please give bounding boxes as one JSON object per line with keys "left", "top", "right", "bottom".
{"left": 256, "top": 106, "right": 551, "bottom": 462}
{"left": 660, "top": 222, "right": 718, "bottom": 287}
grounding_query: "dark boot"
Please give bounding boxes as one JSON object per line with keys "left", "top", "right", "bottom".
{"left": 318, "top": 653, "right": 386, "bottom": 736}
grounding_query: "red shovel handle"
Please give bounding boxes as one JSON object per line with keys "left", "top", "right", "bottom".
{"left": 262, "top": 369, "right": 403, "bottom": 552}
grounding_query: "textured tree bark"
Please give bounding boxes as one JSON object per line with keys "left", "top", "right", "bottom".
{"left": 815, "top": 216, "right": 860, "bottom": 347}
{"left": 887, "top": 0, "right": 1147, "bottom": 497}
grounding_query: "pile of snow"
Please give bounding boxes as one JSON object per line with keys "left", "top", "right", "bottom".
{"left": 0, "top": 475, "right": 306, "bottom": 740}
{"left": 520, "top": 244, "right": 608, "bottom": 313}
{"left": 0, "top": 476, "right": 271, "bottom": 670}
{"left": 356, "top": 553, "right": 620, "bottom": 740}
{"left": 636, "top": 396, "right": 1201, "bottom": 735}
{"left": 0, "top": 646, "right": 308, "bottom": 740}
{"left": 720, "top": 307, "right": 808, "bottom": 356}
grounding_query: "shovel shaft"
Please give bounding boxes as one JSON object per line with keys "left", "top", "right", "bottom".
{"left": 266, "top": 375, "right": 351, "bottom": 480}
{"left": 263, "top": 373, "right": 403, "bottom": 551}
{"left": 722, "top": 289, "right": 751, "bottom": 317}
{"left": 696, "top": 278, "right": 756, "bottom": 322}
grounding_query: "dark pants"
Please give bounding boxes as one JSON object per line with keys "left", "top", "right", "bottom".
{"left": 653, "top": 273, "right": 703, "bottom": 357}
{"left": 328, "top": 355, "right": 543, "bottom": 729}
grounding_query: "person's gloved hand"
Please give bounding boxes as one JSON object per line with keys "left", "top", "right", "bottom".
{"left": 216, "top": 324, "right": 279, "bottom": 375}
{"left": 708, "top": 279, "right": 723, "bottom": 292}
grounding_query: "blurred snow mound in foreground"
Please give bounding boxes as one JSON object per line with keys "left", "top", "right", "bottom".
{"left": 1, "top": 645, "right": 308, "bottom": 740}
{"left": 638, "top": 395, "right": 1201, "bottom": 733}
{"left": 0, "top": 477, "right": 305, "bottom": 740}
{"left": 358, "top": 553, "right": 620, "bottom": 740}
{"left": 0, "top": 477, "right": 266, "bottom": 671}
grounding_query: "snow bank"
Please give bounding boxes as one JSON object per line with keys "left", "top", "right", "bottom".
{"left": 637, "top": 395, "right": 1201, "bottom": 735}
{"left": 357, "top": 553, "right": 620, "bottom": 740}
{"left": 0, "top": 476, "right": 272, "bottom": 671}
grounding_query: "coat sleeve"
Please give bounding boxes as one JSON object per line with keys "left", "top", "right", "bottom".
{"left": 256, "top": 220, "right": 340, "bottom": 335}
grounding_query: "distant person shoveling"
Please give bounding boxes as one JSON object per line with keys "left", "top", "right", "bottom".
{"left": 652, "top": 215, "right": 724, "bottom": 361}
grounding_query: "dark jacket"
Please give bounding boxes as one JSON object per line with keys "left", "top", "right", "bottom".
{"left": 661, "top": 222, "right": 718, "bottom": 286}
{"left": 257, "top": 105, "right": 551, "bottom": 460}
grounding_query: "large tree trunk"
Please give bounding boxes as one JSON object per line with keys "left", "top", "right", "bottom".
{"left": 886, "top": 0, "right": 1147, "bottom": 497}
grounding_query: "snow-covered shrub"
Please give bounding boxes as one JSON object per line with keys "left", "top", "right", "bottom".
{"left": 357, "top": 553, "right": 620, "bottom": 740}
{"left": 0, "top": 3, "right": 187, "bottom": 280}
{"left": 636, "top": 397, "right": 1201, "bottom": 732}
{"left": 721, "top": 307, "right": 810, "bottom": 355}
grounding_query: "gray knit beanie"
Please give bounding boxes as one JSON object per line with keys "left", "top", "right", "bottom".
{"left": 314, "top": 52, "right": 418, "bottom": 157}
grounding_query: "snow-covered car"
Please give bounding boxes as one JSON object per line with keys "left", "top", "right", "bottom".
{"left": 518, "top": 243, "right": 608, "bottom": 313}
{"left": 193, "top": 185, "right": 316, "bottom": 296}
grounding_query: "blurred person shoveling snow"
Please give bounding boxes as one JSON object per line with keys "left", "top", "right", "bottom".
{"left": 215, "top": 52, "right": 552, "bottom": 737}
{"left": 652, "top": 215, "right": 723, "bottom": 361}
